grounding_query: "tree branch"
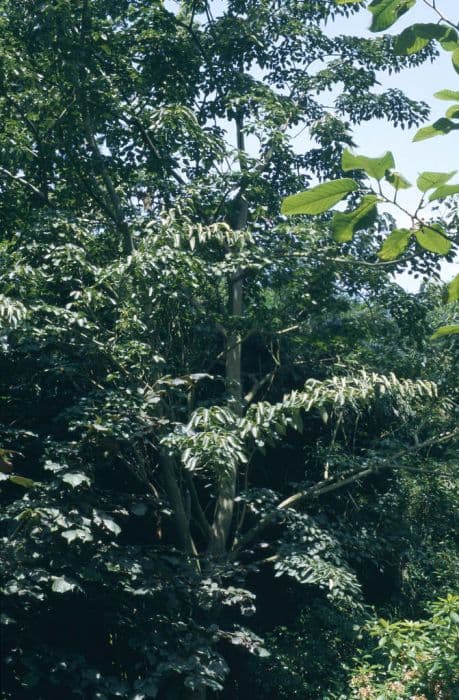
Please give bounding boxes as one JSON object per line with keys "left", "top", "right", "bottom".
{"left": 230, "top": 429, "right": 459, "bottom": 557}
{"left": 0, "top": 166, "right": 51, "bottom": 204}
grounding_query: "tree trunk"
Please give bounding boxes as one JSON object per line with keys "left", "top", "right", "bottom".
{"left": 208, "top": 112, "right": 248, "bottom": 556}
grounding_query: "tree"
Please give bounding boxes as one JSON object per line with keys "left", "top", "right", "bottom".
{"left": 1, "top": 1, "right": 457, "bottom": 698}
{"left": 282, "top": 0, "right": 459, "bottom": 334}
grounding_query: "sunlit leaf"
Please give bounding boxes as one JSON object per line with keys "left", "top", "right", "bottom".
{"left": 368, "top": 0, "right": 416, "bottom": 32}
{"left": 395, "top": 24, "right": 458, "bottom": 55}
{"left": 377, "top": 228, "right": 412, "bottom": 261}
{"left": 415, "top": 225, "right": 451, "bottom": 255}
{"left": 342, "top": 149, "right": 395, "bottom": 181}
{"left": 62, "top": 528, "right": 93, "bottom": 544}
{"left": 428, "top": 184, "right": 459, "bottom": 202}
{"left": 447, "top": 274, "right": 459, "bottom": 303}
{"left": 434, "top": 90, "right": 459, "bottom": 101}
{"left": 416, "top": 170, "right": 456, "bottom": 192}
{"left": 93, "top": 510, "right": 122, "bottom": 536}
{"left": 61, "top": 472, "right": 91, "bottom": 488}
{"left": 51, "top": 576, "right": 78, "bottom": 593}
{"left": 453, "top": 48, "right": 459, "bottom": 75}
{"left": 331, "top": 195, "right": 379, "bottom": 242}
{"left": 413, "top": 118, "right": 459, "bottom": 142}
{"left": 281, "top": 179, "right": 358, "bottom": 215}
{"left": 431, "top": 324, "right": 459, "bottom": 340}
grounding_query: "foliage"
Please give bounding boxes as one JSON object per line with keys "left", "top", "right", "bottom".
{"left": 0, "top": 0, "right": 458, "bottom": 698}
{"left": 349, "top": 595, "right": 459, "bottom": 699}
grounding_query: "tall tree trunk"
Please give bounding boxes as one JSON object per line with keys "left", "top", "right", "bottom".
{"left": 208, "top": 112, "right": 248, "bottom": 556}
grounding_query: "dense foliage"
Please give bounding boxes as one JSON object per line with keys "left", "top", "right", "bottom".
{"left": 1, "top": 0, "right": 458, "bottom": 698}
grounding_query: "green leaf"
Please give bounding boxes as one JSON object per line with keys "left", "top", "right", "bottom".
{"left": 445, "top": 104, "right": 459, "bottom": 119}
{"left": 415, "top": 225, "right": 451, "bottom": 255}
{"left": 394, "top": 24, "right": 458, "bottom": 55}
{"left": 447, "top": 274, "right": 459, "bottom": 303}
{"left": 431, "top": 324, "right": 459, "bottom": 340}
{"left": 377, "top": 228, "right": 412, "bottom": 261}
{"left": 453, "top": 48, "right": 459, "bottom": 74}
{"left": 368, "top": 0, "right": 416, "bottom": 32}
{"left": 385, "top": 171, "right": 411, "bottom": 190}
{"left": 428, "top": 184, "right": 459, "bottom": 202}
{"left": 331, "top": 195, "right": 379, "bottom": 242}
{"left": 440, "top": 33, "right": 459, "bottom": 52}
{"left": 434, "top": 90, "right": 459, "bottom": 101}
{"left": 342, "top": 149, "right": 395, "bottom": 180}
{"left": 334, "top": 0, "right": 362, "bottom": 4}
{"left": 281, "top": 179, "right": 358, "bottom": 216}
{"left": 8, "top": 475, "right": 35, "bottom": 488}
{"left": 416, "top": 170, "right": 457, "bottom": 192}
{"left": 413, "top": 118, "right": 459, "bottom": 142}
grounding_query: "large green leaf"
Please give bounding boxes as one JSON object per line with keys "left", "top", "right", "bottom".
{"left": 377, "top": 228, "right": 412, "bottom": 261}
{"left": 416, "top": 170, "right": 457, "bottom": 192}
{"left": 413, "top": 118, "right": 459, "bottom": 142}
{"left": 431, "top": 324, "right": 459, "bottom": 340}
{"left": 331, "top": 195, "right": 379, "bottom": 242}
{"left": 281, "top": 179, "right": 358, "bottom": 216}
{"left": 395, "top": 24, "right": 458, "bottom": 55}
{"left": 342, "top": 149, "right": 395, "bottom": 181}
{"left": 368, "top": 0, "right": 416, "bottom": 32}
{"left": 434, "top": 90, "right": 459, "bottom": 101}
{"left": 447, "top": 274, "right": 459, "bottom": 303}
{"left": 428, "top": 184, "right": 459, "bottom": 202}
{"left": 415, "top": 225, "right": 451, "bottom": 255}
